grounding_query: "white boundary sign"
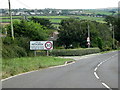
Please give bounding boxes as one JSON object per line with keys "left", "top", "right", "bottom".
{"left": 30, "top": 41, "right": 53, "bottom": 50}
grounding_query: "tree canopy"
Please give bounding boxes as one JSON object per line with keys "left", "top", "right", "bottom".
{"left": 30, "top": 17, "right": 53, "bottom": 29}
{"left": 6, "top": 20, "right": 48, "bottom": 41}
{"left": 105, "top": 16, "right": 120, "bottom": 42}
{"left": 57, "top": 18, "right": 113, "bottom": 49}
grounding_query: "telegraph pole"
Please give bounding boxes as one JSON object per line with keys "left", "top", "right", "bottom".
{"left": 8, "top": 0, "right": 14, "bottom": 40}
{"left": 87, "top": 23, "right": 90, "bottom": 48}
{"left": 112, "top": 25, "right": 115, "bottom": 49}
{"left": 110, "top": 23, "right": 115, "bottom": 49}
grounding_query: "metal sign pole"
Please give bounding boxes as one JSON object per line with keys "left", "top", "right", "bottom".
{"left": 34, "top": 51, "right": 36, "bottom": 56}
{"left": 47, "top": 50, "right": 49, "bottom": 56}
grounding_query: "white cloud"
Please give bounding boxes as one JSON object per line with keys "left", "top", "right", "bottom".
{"left": 0, "top": 0, "right": 119, "bottom": 9}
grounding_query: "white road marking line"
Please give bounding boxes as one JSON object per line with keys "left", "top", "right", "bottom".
{"left": 94, "top": 67, "right": 98, "bottom": 72}
{"left": 94, "top": 72, "right": 99, "bottom": 79}
{"left": 1, "top": 69, "right": 40, "bottom": 82}
{"left": 102, "top": 82, "right": 112, "bottom": 90}
{"left": 94, "top": 53, "right": 118, "bottom": 90}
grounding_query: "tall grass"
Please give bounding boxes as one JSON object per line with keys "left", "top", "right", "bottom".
{"left": 2, "top": 56, "right": 72, "bottom": 79}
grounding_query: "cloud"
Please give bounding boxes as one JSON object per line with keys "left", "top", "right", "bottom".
{"left": 0, "top": 0, "right": 119, "bottom": 9}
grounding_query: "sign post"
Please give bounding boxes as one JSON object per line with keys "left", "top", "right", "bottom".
{"left": 34, "top": 51, "right": 36, "bottom": 56}
{"left": 44, "top": 41, "right": 53, "bottom": 56}
{"left": 87, "top": 37, "right": 90, "bottom": 48}
{"left": 47, "top": 50, "right": 49, "bottom": 56}
{"left": 30, "top": 41, "right": 53, "bottom": 56}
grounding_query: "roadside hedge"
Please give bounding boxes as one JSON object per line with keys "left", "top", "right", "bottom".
{"left": 2, "top": 44, "right": 100, "bottom": 58}
{"left": 49, "top": 48, "right": 100, "bottom": 56}
{"left": 35, "top": 48, "right": 100, "bottom": 56}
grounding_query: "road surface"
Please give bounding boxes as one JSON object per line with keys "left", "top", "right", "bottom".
{"left": 2, "top": 51, "right": 119, "bottom": 89}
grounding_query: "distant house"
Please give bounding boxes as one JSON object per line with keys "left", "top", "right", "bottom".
{"left": 30, "top": 12, "right": 36, "bottom": 15}
{"left": 48, "top": 31, "right": 59, "bottom": 41}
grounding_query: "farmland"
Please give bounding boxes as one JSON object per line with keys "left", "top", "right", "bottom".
{"left": 0, "top": 15, "right": 106, "bottom": 25}
{"left": 1, "top": 7, "right": 118, "bottom": 25}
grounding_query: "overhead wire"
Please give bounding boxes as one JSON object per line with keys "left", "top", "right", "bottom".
{"left": 15, "top": 0, "right": 32, "bottom": 9}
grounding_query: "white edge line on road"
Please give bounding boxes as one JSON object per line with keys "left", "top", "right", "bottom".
{"left": 94, "top": 67, "right": 98, "bottom": 72}
{"left": 102, "top": 82, "right": 112, "bottom": 90}
{"left": 49, "top": 61, "right": 75, "bottom": 69}
{"left": 94, "top": 72, "right": 99, "bottom": 79}
{"left": 1, "top": 61, "right": 75, "bottom": 82}
{"left": 94, "top": 53, "right": 118, "bottom": 90}
{"left": 1, "top": 69, "right": 40, "bottom": 82}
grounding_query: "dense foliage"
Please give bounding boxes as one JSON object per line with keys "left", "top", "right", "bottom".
{"left": 50, "top": 48, "right": 100, "bottom": 56}
{"left": 105, "top": 16, "right": 120, "bottom": 42}
{"left": 29, "top": 48, "right": 100, "bottom": 56}
{"left": 2, "top": 16, "right": 119, "bottom": 59}
{"left": 6, "top": 20, "right": 48, "bottom": 41}
{"left": 2, "top": 20, "right": 50, "bottom": 58}
{"left": 57, "top": 19, "right": 113, "bottom": 50}
{"left": 30, "top": 17, "right": 53, "bottom": 29}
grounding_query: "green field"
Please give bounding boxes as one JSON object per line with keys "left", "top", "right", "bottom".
{"left": 2, "top": 56, "right": 72, "bottom": 79}
{"left": 0, "top": 15, "right": 106, "bottom": 24}
{"left": 84, "top": 10, "right": 113, "bottom": 16}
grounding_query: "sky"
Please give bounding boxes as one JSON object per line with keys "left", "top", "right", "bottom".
{"left": 0, "top": 0, "right": 119, "bottom": 9}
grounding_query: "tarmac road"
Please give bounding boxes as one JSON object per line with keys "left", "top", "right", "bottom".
{"left": 2, "top": 51, "right": 119, "bottom": 89}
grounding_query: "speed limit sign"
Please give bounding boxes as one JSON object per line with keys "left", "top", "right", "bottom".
{"left": 45, "top": 41, "right": 53, "bottom": 50}
{"left": 30, "top": 41, "right": 53, "bottom": 50}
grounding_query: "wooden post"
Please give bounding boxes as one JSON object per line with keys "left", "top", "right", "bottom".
{"left": 8, "top": 0, "right": 14, "bottom": 40}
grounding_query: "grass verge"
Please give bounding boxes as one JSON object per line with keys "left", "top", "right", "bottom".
{"left": 100, "top": 49, "right": 119, "bottom": 54}
{"left": 2, "top": 56, "right": 72, "bottom": 79}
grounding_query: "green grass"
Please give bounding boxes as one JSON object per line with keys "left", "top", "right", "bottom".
{"left": 100, "top": 49, "right": 119, "bottom": 54}
{"left": 2, "top": 56, "right": 72, "bottom": 79}
{"left": 0, "top": 16, "right": 21, "bottom": 19}
{"left": 30, "top": 16, "right": 67, "bottom": 18}
{"left": 84, "top": 10, "right": 113, "bottom": 16}
{"left": 50, "top": 19, "right": 62, "bottom": 23}
{"left": 0, "top": 15, "right": 106, "bottom": 24}
{"left": 0, "top": 19, "right": 20, "bottom": 23}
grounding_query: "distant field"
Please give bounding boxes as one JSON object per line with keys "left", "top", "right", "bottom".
{"left": 29, "top": 16, "right": 71, "bottom": 19}
{"left": 84, "top": 10, "right": 113, "bottom": 16}
{"left": 0, "top": 15, "right": 106, "bottom": 25}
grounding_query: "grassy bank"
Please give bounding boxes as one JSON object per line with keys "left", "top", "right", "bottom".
{"left": 2, "top": 56, "right": 72, "bottom": 79}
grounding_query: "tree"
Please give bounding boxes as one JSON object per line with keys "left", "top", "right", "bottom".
{"left": 97, "top": 37, "right": 103, "bottom": 50}
{"left": 58, "top": 19, "right": 88, "bottom": 48}
{"left": 104, "top": 16, "right": 120, "bottom": 42}
{"left": 114, "top": 18, "right": 120, "bottom": 42}
{"left": 57, "top": 18, "right": 113, "bottom": 49}
{"left": 96, "top": 22, "right": 113, "bottom": 48}
{"left": 104, "top": 16, "right": 116, "bottom": 25}
{"left": 6, "top": 20, "right": 48, "bottom": 41}
{"left": 30, "top": 17, "right": 53, "bottom": 29}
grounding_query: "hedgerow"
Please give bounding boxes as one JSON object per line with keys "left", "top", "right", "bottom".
{"left": 49, "top": 48, "right": 100, "bottom": 56}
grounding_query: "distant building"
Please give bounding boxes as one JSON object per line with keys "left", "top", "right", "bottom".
{"left": 48, "top": 31, "right": 59, "bottom": 41}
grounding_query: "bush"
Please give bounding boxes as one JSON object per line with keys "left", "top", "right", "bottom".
{"left": 2, "top": 45, "right": 27, "bottom": 59}
{"left": 102, "top": 46, "right": 112, "bottom": 51}
{"left": 2, "top": 37, "right": 15, "bottom": 45}
{"left": 49, "top": 48, "right": 100, "bottom": 56}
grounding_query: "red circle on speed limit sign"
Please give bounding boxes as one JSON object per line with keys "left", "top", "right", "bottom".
{"left": 45, "top": 41, "right": 53, "bottom": 50}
